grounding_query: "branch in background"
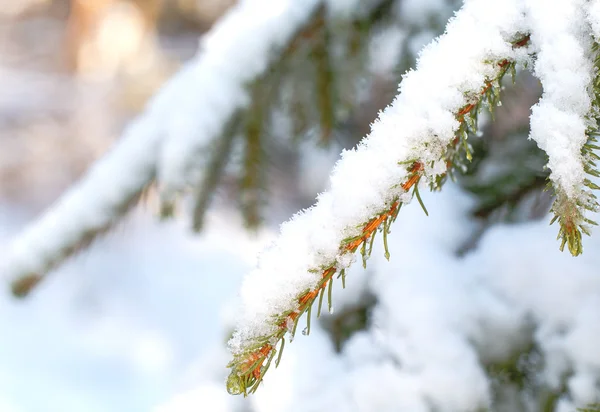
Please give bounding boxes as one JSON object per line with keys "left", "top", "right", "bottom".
{"left": 192, "top": 4, "right": 331, "bottom": 230}
{"left": 156, "top": 0, "right": 321, "bottom": 203}
{"left": 6, "top": 118, "right": 161, "bottom": 297}
{"left": 186, "top": 1, "right": 400, "bottom": 230}
{"left": 4, "top": 0, "right": 323, "bottom": 297}
{"left": 226, "top": 0, "right": 530, "bottom": 395}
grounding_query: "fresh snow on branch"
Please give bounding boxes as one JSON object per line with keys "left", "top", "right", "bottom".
{"left": 226, "top": 0, "right": 600, "bottom": 396}
{"left": 527, "top": 0, "right": 594, "bottom": 197}
{"left": 2, "top": 0, "right": 321, "bottom": 295}
{"left": 227, "top": 0, "right": 530, "bottom": 394}
{"left": 527, "top": 0, "right": 592, "bottom": 199}
{"left": 526, "top": 0, "right": 599, "bottom": 255}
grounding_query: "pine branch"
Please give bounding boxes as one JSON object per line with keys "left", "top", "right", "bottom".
{"left": 528, "top": 2, "right": 600, "bottom": 256}
{"left": 226, "top": 6, "right": 531, "bottom": 392}
{"left": 547, "top": 40, "right": 600, "bottom": 256}
{"left": 6, "top": 118, "right": 162, "bottom": 297}
{"left": 4, "top": 0, "right": 324, "bottom": 296}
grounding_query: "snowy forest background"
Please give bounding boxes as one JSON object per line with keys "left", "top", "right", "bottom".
{"left": 0, "top": 0, "right": 599, "bottom": 411}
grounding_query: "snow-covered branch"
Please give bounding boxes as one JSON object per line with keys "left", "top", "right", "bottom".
{"left": 6, "top": 118, "right": 159, "bottom": 297}
{"left": 226, "top": 0, "right": 531, "bottom": 395}
{"left": 527, "top": 0, "right": 599, "bottom": 256}
{"left": 3, "top": 0, "right": 321, "bottom": 296}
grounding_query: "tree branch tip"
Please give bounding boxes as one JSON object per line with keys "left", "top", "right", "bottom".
{"left": 10, "top": 274, "right": 43, "bottom": 298}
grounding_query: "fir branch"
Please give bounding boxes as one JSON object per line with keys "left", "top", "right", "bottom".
{"left": 547, "top": 41, "right": 600, "bottom": 256}
{"left": 527, "top": 3, "right": 600, "bottom": 256}
{"left": 4, "top": 0, "right": 325, "bottom": 296}
{"left": 226, "top": 30, "right": 531, "bottom": 395}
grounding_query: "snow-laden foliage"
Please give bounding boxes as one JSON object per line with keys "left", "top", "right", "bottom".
{"left": 227, "top": 0, "right": 527, "bottom": 394}
{"left": 226, "top": 0, "right": 600, "bottom": 396}
{"left": 1, "top": 0, "right": 320, "bottom": 295}
{"left": 3, "top": 0, "right": 600, "bottom": 407}
{"left": 2, "top": 0, "right": 406, "bottom": 296}
{"left": 528, "top": 0, "right": 600, "bottom": 256}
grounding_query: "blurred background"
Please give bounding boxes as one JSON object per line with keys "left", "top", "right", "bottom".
{"left": 1, "top": 1, "right": 598, "bottom": 411}
{"left": 0, "top": 0, "right": 235, "bottom": 209}
{"left": 0, "top": 1, "right": 255, "bottom": 411}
